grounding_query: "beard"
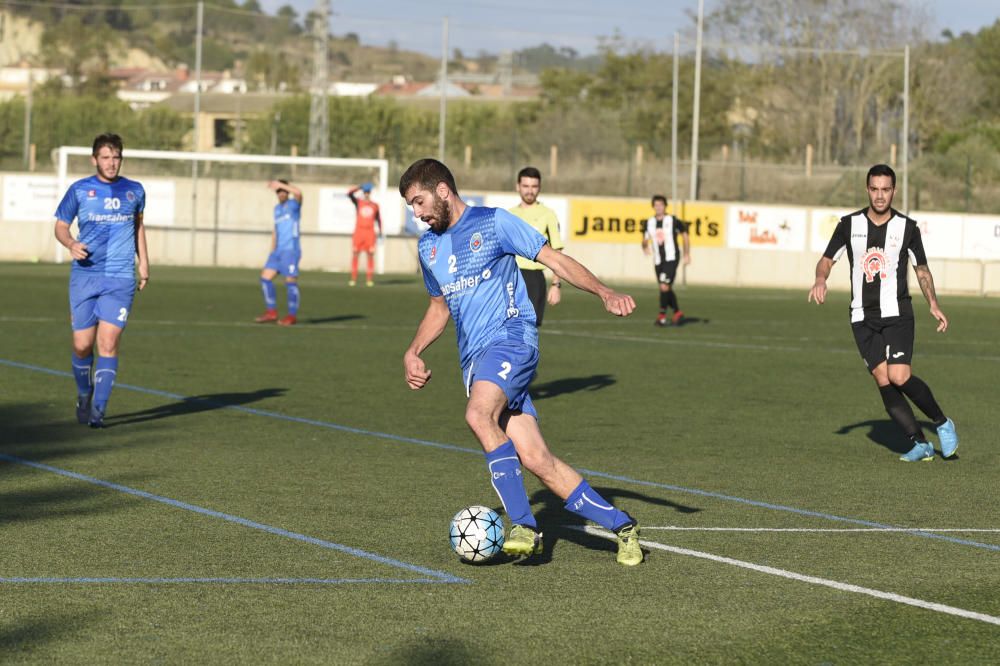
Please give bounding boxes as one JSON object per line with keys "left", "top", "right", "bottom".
{"left": 869, "top": 199, "right": 891, "bottom": 215}
{"left": 427, "top": 195, "right": 451, "bottom": 233}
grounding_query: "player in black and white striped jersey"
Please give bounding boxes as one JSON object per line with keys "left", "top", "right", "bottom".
{"left": 808, "top": 164, "right": 959, "bottom": 462}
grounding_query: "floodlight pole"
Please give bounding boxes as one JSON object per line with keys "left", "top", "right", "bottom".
{"left": 689, "top": 0, "right": 704, "bottom": 202}
{"left": 671, "top": 32, "right": 679, "bottom": 204}
{"left": 438, "top": 17, "right": 449, "bottom": 163}
{"left": 191, "top": 0, "right": 204, "bottom": 264}
{"left": 902, "top": 44, "right": 909, "bottom": 213}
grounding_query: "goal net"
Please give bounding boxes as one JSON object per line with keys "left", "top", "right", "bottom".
{"left": 54, "top": 147, "right": 395, "bottom": 273}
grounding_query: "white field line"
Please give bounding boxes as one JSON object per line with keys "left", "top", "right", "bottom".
{"left": 3, "top": 315, "right": 999, "bottom": 361}
{"left": 640, "top": 526, "right": 1000, "bottom": 533}
{"left": 580, "top": 526, "right": 1000, "bottom": 627}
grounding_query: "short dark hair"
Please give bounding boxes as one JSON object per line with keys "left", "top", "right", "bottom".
{"left": 866, "top": 164, "right": 896, "bottom": 188}
{"left": 399, "top": 158, "right": 458, "bottom": 198}
{"left": 517, "top": 166, "right": 542, "bottom": 184}
{"left": 276, "top": 178, "right": 289, "bottom": 193}
{"left": 92, "top": 133, "right": 123, "bottom": 157}
{"left": 651, "top": 194, "right": 668, "bottom": 206}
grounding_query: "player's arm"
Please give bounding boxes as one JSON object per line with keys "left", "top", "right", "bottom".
{"left": 808, "top": 256, "right": 835, "bottom": 304}
{"left": 375, "top": 207, "right": 383, "bottom": 237}
{"left": 54, "top": 219, "right": 89, "bottom": 260}
{"left": 403, "top": 296, "right": 450, "bottom": 389}
{"left": 681, "top": 224, "right": 692, "bottom": 265}
{"left": 268, "top": 180, "right": 303, "bottom": 202}
{"left": 535, "top": 244, "right": 635, "bottom": 317}
{"left": 914, "top": 264, "right": 948, "bottom": 332}
{"left": 135, "top": 212, "right": 149, "bottom": 291}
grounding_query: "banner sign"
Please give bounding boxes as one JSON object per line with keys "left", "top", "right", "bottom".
{"left": 914, "top": 212, "right": 964, "bottom": 260}
{"left": 728, "top": 205, "right": 807, "bottom": 251}
{"left": 568, "top": 198, "right": 724, "bottom": 246}
{"left": 2, "top": 175, "right": 58, "bottom": 222}
{"left": 962, "top": 216, "right": 1000, "bottom": 260}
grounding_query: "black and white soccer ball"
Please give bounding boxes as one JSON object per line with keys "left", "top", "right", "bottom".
{"left": 449, "top": 505, "right": 505, "bottom": 562}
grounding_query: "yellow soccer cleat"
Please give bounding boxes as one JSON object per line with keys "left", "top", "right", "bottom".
{"left": 615, "top": 522, "right": 643, "bottom": 566}
{"left": 502, "top": 524, "right": 543, "bottom": 557}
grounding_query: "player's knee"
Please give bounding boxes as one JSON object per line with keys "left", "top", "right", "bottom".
{"left": 464, "top": 402, "right": 495, "bottom": 435}
{"left": 888, "top": 366, "right": 911, "bottom": 386}
{"left": 285, "top": 277, "right": 298, "bottom": 284}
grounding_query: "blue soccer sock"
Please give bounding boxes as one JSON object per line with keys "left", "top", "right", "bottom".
{"left": 485, "top": 440, "right": 536, "bottom": 529}
{"left": 564, "top": 479, "right": 632, "bottom": 532}
{"left": 260, "top": 278, "right": 277, "bottom": 309}
{"left": 92, "top": 356, "right": 118, "bottom": 411}
{"left": 72, "top": 353, "right": 93, "bottom": 397}
{"left": 285, "top": 282, "right": 300, "bottom": 315}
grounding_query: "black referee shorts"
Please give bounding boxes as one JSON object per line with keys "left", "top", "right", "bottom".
{"left": 520, "top": 268, "right": 548, "bottom": 326}
{"left": 654, "top": 260, "right": 679, "bottom": 285}
{"left": 851, "top": 316, "right": 915, "bottom": 371}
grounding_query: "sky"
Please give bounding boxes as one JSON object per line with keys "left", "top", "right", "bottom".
{"left": 257, "top": 0, "right": 999, "bottom": 57}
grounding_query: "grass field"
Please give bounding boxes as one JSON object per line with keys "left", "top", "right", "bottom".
{"left": 1, "top": 261, "right": 999, "bottom": 664}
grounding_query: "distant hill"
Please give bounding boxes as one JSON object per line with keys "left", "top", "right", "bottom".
{"left": 1, "top": 2, "right": 592, "bottom": 86}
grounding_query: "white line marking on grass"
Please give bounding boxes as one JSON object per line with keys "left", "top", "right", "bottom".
{"left": 4, "top": 357, "right": 1000, "bottom": 554}
{"left": 641, "top": 526, "right": 1000, "bottom": 533}
{"left": 542, "top": 328, "right": 1000, "bottom": 363}
{"left": 579, "top": 526, "right": 1000, "bottom": 627}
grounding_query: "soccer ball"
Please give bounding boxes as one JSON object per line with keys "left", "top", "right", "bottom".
{"left": 449, "top": 505, "right": 505, "bottom": 562}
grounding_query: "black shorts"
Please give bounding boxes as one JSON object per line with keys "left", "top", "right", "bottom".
{"left": 654, "top": 260, "right": 679, "bottom": 285}
{"left": 851, "top": 316, "right": 914, "bottom": 371}
{"left": 519, "top": 268, "right": 547, "bottom": 327}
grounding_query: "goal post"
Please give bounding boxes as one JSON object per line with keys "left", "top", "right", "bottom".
{"left": 54, "top": 147, "right": 393, "bottom": 273}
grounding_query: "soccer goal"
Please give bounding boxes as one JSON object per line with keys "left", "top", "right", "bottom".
{"left": 54, "top": 147, "right": 395, "bottom": 273}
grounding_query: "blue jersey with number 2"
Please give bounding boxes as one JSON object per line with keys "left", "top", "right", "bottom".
{"left": 418, "top": 206, "right": 547, "bottom": 368}
{"left": 55, "top": 175, "right": 145, "bottom": 280}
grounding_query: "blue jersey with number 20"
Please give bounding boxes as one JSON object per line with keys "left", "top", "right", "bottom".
{"left": 418, "top": 206, "right": 547, "bottom": 368}
{"left": 55, "top": 175, "right": 145, "bottom": 280}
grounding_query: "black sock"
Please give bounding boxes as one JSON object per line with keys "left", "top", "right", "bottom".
{"left": 898, "top": 376, "right": 946, "bottom": 427}
{"left": 666, "top": 290, "right": 679, "bottom": 312}
{"left": 878, "top": 384, "right": 925, "bottom": 442}
{"left": 659, "top": 291, "right": 669, "bottom": 311}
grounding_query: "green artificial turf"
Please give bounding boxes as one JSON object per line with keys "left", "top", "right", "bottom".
{"left": 1, "top": 262, "right": 998, "bottom": 663}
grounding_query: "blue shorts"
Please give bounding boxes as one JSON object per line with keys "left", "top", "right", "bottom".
{"left": 69, "top": 274, "right": 136, "bottom": 331}
{"left": 264, "top": 250, "right": 301, "bottom": 277}
{"left": 462, "top": 341, "right": 539, "bottom": 418}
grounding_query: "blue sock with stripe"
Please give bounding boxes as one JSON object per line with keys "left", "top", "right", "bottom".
{"left": 72, "top": 353, "right": 93, "bottom": 397}
{"left": 92, "top": 356, "right": 118, "bottom": 411}
{"left": 286, "top": 282, "right": 300, "bottom": 315}
{"left": 485, "top": 440, "right": 536, "bottom": 529}
{"left": 565, "top": 479, "right": 632, "bottom": 531}
{"left": 261, "top": 278, "right": 276, "bottom": 309}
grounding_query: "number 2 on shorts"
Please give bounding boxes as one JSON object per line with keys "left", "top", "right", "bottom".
{"left": 497, "top": 361, "right": 512, "bottom": 380}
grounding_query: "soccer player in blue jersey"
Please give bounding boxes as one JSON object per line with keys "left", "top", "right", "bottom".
{"left": 399, "top": 158, "right": 644, "bottom": 566}
{"left": 255, "top": 179, "right": 303, "bottom": 326}
{"left": 54, "top": 133, "right": 149, "bottom": 428}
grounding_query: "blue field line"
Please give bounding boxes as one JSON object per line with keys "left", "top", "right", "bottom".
{"left": 0, "top": 577, "right": 457, "bottom": 585}
{"left": 0, "top": 452, "right": 467, "bottom": 585}
{"left": 3, "top": 357, "right": 999, "bottom": 554}
{"left": 0, "top": 358, "right": 474, "bottom": 455}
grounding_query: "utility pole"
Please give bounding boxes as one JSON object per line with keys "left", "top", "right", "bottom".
{"left": 689, "top": 0, "right": 704, "bottom": 201}
{"left": 308, "top": 0, "right": 330, "bottom": 157}
{"left": 438, "top": 16, "right": 449, "bottom": 162}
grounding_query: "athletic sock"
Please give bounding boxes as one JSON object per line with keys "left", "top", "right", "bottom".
{"left": 564, "top": 479, "right": 633, "bottom": 532}
{"left": 666, "top": 290, "right": 679, "bottom": 312}
{"left": 659, "top": 291, "right": 669, "bottom": 311}
{"left": 350, "top": 256, "right": 359, "bottom": 281}
{"left": 878, "top": 384, "right": 925, "bottom": 441}
{"left": 899, "top": 376, "right": 946, "bottom": 427}
{"left": 72, "top": 353, "right": 93, "bottom": 396}
{"left": 285, "top": 282, "right": 300, "bottom": 316}
{"left": 484, "top": 440, "right": 536, "bottom": 529}
{"left": 366, "top": 255, "right": 374, "bottom": 282}
{"left": 260, "top": 278, "right": 277, "bottom": 309}
{"left": 92, "top": 356, "right": 118, "bottom": 411}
